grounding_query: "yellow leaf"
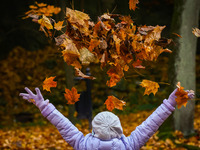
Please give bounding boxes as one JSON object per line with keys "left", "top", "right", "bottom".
{"left": 38, "top": 15, "right": 53, "bottom": 30}
{"left": 54, "top": 21, "right": 64, "bottom": 31}
{"left": 79, "top": 47, "right": 97, "bottom": 65}
{"left": 61, "top": 38, "right": 81, "bottom": 68}
{"left": 140, "top": 79, "right": 159, "bottom": 95}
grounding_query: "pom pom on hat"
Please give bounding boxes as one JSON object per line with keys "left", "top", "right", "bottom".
{"left": 92, "top": 111, "right": 123, "bottom": 140}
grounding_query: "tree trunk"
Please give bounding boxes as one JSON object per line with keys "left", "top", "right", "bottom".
{"left": 170, "top": 0, "right": 199, "bottom": 136}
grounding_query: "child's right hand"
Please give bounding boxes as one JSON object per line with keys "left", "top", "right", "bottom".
{"left": 19, "top": 87, "right": 49, "bottom": 111}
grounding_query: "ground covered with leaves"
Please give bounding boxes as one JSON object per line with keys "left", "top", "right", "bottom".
{"left": 0, "top": 105, "right": 199, "bottom": 150}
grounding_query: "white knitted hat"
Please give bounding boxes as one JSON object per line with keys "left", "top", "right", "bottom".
{"left": 92, "top": 111, "right": 123, "bottom": 140}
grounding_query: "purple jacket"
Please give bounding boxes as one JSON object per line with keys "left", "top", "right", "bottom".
{"left": 41, "top": 99, "right": 175, "bottom": 150}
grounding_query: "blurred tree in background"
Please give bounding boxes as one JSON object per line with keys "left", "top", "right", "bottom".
{"left": 170, "top": 0, "right": 199, "bottom": 136}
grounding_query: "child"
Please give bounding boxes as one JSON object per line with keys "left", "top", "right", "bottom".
{"left": 19, "top": 87, "right": 194, "bottom": 150}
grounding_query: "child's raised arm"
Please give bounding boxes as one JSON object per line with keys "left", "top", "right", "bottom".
{"left": 127, "top": 89, "right": 194, "bottom": 150}
{"left": 19, "top": 87, "right": 85, "bottom": 149}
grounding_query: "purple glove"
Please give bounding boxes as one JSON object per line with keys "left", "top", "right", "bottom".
{"left": 168, "top": 88, "right": 195, "bottom": 107}
{"left": 19, "top": 87, "right": 49, "bottom": 111}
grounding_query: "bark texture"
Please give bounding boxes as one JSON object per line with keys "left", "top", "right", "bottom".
{"left": 170, "top": 0, "right": 199, "bottom": 136}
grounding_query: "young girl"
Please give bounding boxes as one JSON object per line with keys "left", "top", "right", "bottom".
{"left": 19, "top": 87, "right": 194, "bottom": 150}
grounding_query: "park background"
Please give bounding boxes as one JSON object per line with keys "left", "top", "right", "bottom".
{"left": 0, "top": 0, "right": 199, "bottom": 149}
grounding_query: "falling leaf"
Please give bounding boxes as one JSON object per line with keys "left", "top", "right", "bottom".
{"left": 92, "top": 21, "right": 101, "bottom": 37}
{"left": 36, "top": 2, "right": 47, "bottom": 7}
{"left": 54, "top": 34, "right": 69, "bottom": 46}
{"left": 79, "top": 47, "right": 97, "bottom": 65}
{"left": 43, "top": 76, "right": 57, "bottom": 92}
{"left": 106, "top": 65, "right": 124, "bottom": 87}
{"left": 66, "top": 7, "right": 92, "bottom": 35}
{"left": 62, "top": 49, "right": 82, "bottom": 68}
{"left": 38, "top": 15, "right": 53, "bottom": 30}
{"left": 64, "top": 87, "right": 80, "bottom": 104}
{"left": 113, "top": 35, "right": 121, "bottom": 54}
{"left": 175, "top": 82, "right": 194, "bottom": 109}
{"left": 66, "top": 8, "right": 90, "bottom": 27}
{"left": 75, "top": 68, "right": 96, "bottom": 80}
{"left": 54, "top": 21, "right": 64, "bottom": 31}
{"left": 24, "top": 2, "right": 61, "bottom": 19}
{"left": 145, "top": 25, "right": 166, "bottom": 43}
{"left": 140, "top": 80, "right": 159, "bottom": 95}
{"left": 154, "top": 38, "right": 173, "bottom": 47}
{"left": 104, "top": 95, "right": 126, "bottom": 111}
{"left": 192, "top": 28, "right": 200, "bottom": 37}
{"left": 132, "top": 59, "right": 145, "bottom": 69}
{"left": 100, "top": 52, "right": 107, "bottom": 68}
{"left": 29, "top": 5, "right": 38, "bottom": 9}
{"left": 61, "top": 38, "right": 81, "bottom": 68}
{"left": 172, "top": 33, "right": 182, "bottom": 38}
{"left": 88, "top": 39, "right": 100, "bottom": 51}
{"left": 129, "top": 0, "right": 139, "bottom": 11}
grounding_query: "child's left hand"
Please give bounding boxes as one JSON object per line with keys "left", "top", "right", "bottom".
{"left": 19, "top": 87, "right": 49, "bottom": 111}
{"left": 168, "top": 88, "right": 195, "bottom": 107}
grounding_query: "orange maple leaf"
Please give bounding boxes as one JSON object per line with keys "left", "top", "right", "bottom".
{"left": 54, "top": 21, "right": 64, "bottom": 31}
{"left": 106, "top": 66, "right": 124, "bottom": 87}
{"left": 129, "top": 0, "right": 139, "bottom": 11}
{"left": 88, "top": 39, "right": 100, "bottom": 51}
{"left": 104, "top": 96, "right": 126, "bottom": 111}
{"left": 175, "top": 82, "right": 192, "bottom": 109}
{"left": 64, "top": 87, "right": 80, "bottom": 104}
{"left": 43, "top": 76, "right": 57, "bottom": 92}
{"left": 140, "top": 80, "right": 160, "bottom": 95}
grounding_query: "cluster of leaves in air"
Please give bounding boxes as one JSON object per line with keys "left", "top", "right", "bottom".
{"left": 24, "top": 1, "right": 194, "bottom": 111}
{"left": 43, "top": 8, "right": 173, "bottom": 88}
{"left": 24, "top": 2, "right": 61, "bottom": 18}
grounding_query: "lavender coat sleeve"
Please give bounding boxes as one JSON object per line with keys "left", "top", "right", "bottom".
{"left": 127, "top": 99, "right": 175, "bottom": 150}
{"left": 41, "top": 103, "right": 85, "bottom": 149}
